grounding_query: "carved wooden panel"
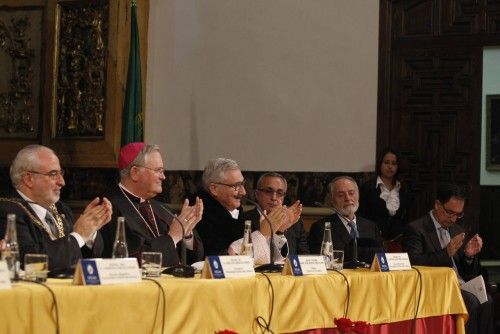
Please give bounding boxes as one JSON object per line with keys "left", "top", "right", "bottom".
{"left": 55, "top": 1, "right": 109, "bottom": 138}
{"left": 0, "top": 0, "right": 149, "bottom": 168}
{"left": 394, "top": 0, "right": 434, "bottom": 37}
{"left": 378, "top": 0, "right": 495, "bottom": 231}
{"left": 393, "top": 0, "right": 500, "bottom": 37}
{"left": 486, "top": 0, "right": 500, "bottom": 33}
{"left": 392, "top": 49, "right": 482, "bottom": 227}
{"left": 440, "top": 0, "right": 481, "bottom": 35}
{"left": 0, "top": 7, "right": 42, "bottom": 138}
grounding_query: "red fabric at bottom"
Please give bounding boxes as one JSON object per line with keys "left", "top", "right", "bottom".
{"left": 293, "top": 315, "right": 456, "bottom": 334}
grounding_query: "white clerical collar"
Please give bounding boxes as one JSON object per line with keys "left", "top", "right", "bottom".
{"left": 119, "top": 183, "right": 146, "bottom": 203}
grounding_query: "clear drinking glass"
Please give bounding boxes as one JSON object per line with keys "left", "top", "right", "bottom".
{"left": 24, "top": 254, "right": 49, "bottom": 282}
{"left": 141, "top": 252, "right": 162, "bottom": 277}
{"left": 332, "top": 250, "right": 344, "bottom": 271}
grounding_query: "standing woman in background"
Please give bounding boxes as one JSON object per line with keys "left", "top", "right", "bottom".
{"left": 358, "top": 148, "right": 411, "bottom": 242}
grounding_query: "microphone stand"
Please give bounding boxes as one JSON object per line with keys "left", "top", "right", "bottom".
{"left": 343, "top": 220, "right": 369, "bottom": 269}
{"left": 245, "top": 198, "right": 283, "bottom": 273}
{"left": 158, "top": 204, "right": 195, "bottom": 277}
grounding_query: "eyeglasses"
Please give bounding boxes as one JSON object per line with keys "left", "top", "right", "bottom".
{"left": 214, "top": 181, "right": 246, "bottom": 191}
{"left": 135, "top": 165, "right": 165, "bottom": 175}
{"left": 257, "top": 188, "right": 286, "bottom": 198}
{"left": 28, "top": 169, "right": 65, "bottom": 179}
{"left": 439, "top": 202, "right": 464, "bottom": 219}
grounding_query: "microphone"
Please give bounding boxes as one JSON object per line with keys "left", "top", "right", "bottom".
{"left": 343, "top": 220, "right": 370, "bottom": 269}
{"left": 157, "top": 203, "right": 195, "bottom": 278}
{"left": 243, "top": 198, "right": 283, "bottom": 273}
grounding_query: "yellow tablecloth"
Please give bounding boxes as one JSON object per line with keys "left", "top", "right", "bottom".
{"left": 0, "top": 266, "right": 467, "bottom": 334}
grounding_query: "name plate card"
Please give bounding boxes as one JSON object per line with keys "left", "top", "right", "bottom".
{"left": 0, "top": 261, "right": 11, "bottom": 289}
{"left": 201, "top": 256, "right": 255, "bottom": 279}
{"left": 371, "top": 253, "right": 412, "bottom": 272}
{"left": 73, "top": 258, "right": 142, "bottom": 285}
{"left": 283, "top": 255, "right": 327, "bottom": 276}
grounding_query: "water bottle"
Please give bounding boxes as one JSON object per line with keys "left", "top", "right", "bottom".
{"left": 112, "top": 217, "right": 128, "bottom": 258}
{"left": 240, "top": 220, "right": 254, "bottom": 260}
{"left": 320, "top": 221, "right": 333, "bottom": 269}
{"left": 2, "top": 214, "right": 20, "bottom": 280}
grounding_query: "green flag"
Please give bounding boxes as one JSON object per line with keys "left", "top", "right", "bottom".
{"left": 121, "top": 0, "right": 143, "bottom": 145}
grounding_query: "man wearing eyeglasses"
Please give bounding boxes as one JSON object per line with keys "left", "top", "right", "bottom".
{"left": 193, "top": 158, "right": 249, "bottom": 256}
{"left": 228, "top": 172, "right": 306, "bottom": 264}
{"left": 402, "top": 183, "right": 494, "bottom": 334}
{"left": 0, "top": 144, "right": 112, "bottom": 274}
{"left": 100, "top": 142, "right": 204, "bottom": 267}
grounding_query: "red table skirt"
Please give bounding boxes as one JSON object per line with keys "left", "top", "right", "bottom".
{"left": 294, "top": 315, "right": 457, "bottom": 334}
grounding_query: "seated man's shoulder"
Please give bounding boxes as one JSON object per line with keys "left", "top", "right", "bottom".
{"left": 407, "top": 215, "right": 429, "bottom": 229}
{"left": 0, "top": 196, "right": 29, "bottom": 213}
{"left": 356, "top": 215, "right": 376, "bottom": 226}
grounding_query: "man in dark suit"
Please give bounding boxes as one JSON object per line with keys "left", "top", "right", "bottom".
{"left": 100, "top": 142, "right": 204, "bottom": 266}
{"left": 0, "top": 145, "right": 112, "bottom": 273}
{"left": 193, "top": 158, "right": 249, "bottom": 257}
{"left": 229, "top": 172, "right": 305, "bottom": 263}
{"left": 308, "top": 176, "right": 383, "bottom": 264}
{"left": 402, "top": 183, "right": 494, "bottom": 334}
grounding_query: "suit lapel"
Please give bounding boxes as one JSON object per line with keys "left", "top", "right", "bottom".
{"left": 332, "top": 214, "right": 352, "bottom": 245}
{"left": 9, "top": 193, "right": 49, "bottom": 238}
{"left": 422, "top": 215, "right": 443, "bottom": 252}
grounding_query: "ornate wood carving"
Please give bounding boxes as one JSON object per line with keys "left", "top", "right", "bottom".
{"left": 56, "top": 1, "right": 109, "bottom": 137}
{"left": 378, "top": 0, "right": 500, "bottom": 232}
{"left": 0, "top": 9, "right": 41, "bottom": 138}
{"left": 0, "top": 0, "right": 150, "bottom": 168}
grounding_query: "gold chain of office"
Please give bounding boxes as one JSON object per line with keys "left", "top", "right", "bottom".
{"left": 0, "top": 198, "right": 65, "bottom": 240}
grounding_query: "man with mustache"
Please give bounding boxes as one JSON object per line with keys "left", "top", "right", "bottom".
{"left": 193, "top": 158, "right": 249, "bottom": 256}
{"left": 308, "top": 176, "right": 383, "bottom": 263}
{"left": 228, "top": 172, "right": 306, "bottom": 264}
{"left": 0, "top": 145, "right": 112, "bottom": 273}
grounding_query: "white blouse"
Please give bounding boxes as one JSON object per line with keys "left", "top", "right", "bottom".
{"left": 376, "top": 176, "right": 401, "bottom": 216}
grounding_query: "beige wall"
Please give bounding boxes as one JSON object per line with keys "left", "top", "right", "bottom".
{"left": 145, "top": 0, "right": 379, "bottom": 172}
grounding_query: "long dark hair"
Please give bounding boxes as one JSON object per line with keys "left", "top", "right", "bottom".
{"left": 375, "top": 148, "right": 401, "bottom": 184}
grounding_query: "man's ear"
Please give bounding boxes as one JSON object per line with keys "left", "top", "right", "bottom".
{"left": 208, "top": 183, "right": 218, "bottom": 197}
{"left": 21, "top": 173, "right": 34, "bottom": 189}
{"left": 129, "top": 166, "right": 141, "bottom": 181}
{"left": 433, "top": 199, "right": 440, "bottom": 211}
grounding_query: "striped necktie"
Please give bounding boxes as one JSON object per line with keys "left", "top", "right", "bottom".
{"left": 45, "top": 212, "right": 59, "bottom": 237}
{"left": 347, "top": 220, "right": 358, "bottom": 239}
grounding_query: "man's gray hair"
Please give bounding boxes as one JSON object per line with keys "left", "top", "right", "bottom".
{"left": 119, "top": 144, "right": 161, "bottom": 179}
{"left": 10, "top": 145, "right": 55, "bottom": 188}
{"left": 328, "top": 176, "right": 359, "bottom": 194}
{"left": 256, "top": 172, "right": 287, "bottom": 191}
{"left": 201, "top": 158, "right": 240, "bottom": 191}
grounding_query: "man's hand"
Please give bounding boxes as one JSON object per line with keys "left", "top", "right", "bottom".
{"left": 446, "top": 232, "right": 465, "bottom": 257}
{"left": 278, "top": 200, "right": 302, "bottom": 233}
{"left": 464, "top": 234, "right": 483, "bottom": 258}
{"left": 259, "top": 206, "right": 286, "bottom": 237}
{"left": 73, "top": 197, "right": 113, "bottom": 242}
{"left": 168, "top": 197, "right": 204, "bottom": 243}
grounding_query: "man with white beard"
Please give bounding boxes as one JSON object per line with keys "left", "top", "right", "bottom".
{"left": 308, "top": 176, "right": 383, "bottom": 263}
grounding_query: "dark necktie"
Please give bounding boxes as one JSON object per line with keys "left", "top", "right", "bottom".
{"left": 45, "top": 212, "right": 59, "bottom": 237}
{"left": 347, "top": 220, "right": 358, "bottom": 239}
